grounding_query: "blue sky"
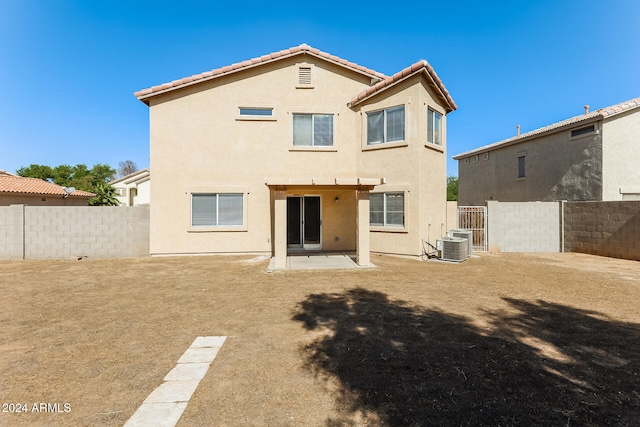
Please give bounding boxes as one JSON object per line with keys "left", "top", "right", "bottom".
{"left": 2, "top": 0, "right": 639, "bottom": 177}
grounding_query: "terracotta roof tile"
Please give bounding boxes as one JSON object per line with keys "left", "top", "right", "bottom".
{"left": 453, "top": 96, "right": 640, "bottom": 159}
{"left": 0, "top": 175, "right": 95, "bottom": 198}
{"left": 349, "top": 60, "right": 457, "bottom": 112}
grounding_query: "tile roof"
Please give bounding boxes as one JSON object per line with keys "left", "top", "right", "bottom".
{"left": 135, "top": 44, "right": 387, "bottom": 102}
{"left": 349, "top": 60, "right": 457, "bottom": 112}
{"left": 453, "top": 96, "right": 640, "bottom": 159}
{"left": 134, "top": 44, "right": 456, "bottom": 112}
{"left": 0, "top": 175, "right": 95, "bottom": 198}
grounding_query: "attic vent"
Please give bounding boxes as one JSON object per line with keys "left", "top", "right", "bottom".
{"left": 299, "top": 67, "right": 311, "bottom": 85}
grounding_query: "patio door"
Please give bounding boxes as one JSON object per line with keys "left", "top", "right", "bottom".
{"left": 287, "top": 196, "right": 321, "bottom": 250}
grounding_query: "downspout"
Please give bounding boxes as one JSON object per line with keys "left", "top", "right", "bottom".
{"left": 561, "top": 200, "right": 565, "bottom": 253}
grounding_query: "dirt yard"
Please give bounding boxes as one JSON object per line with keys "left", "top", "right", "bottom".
{"left": 1, "top": 252, "right": 639, "bottom": 426}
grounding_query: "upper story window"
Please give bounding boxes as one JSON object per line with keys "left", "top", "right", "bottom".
{"left": 293, "top": 113, "right": 334, "bottom": 147}
{"left": 570, "top": 124, "right": 595, "bottom": 138}
{"left": 239, "top": 107, "right": 273, "bottom": 117}
{"left": 427, "top": 108, "right": 442, "bottom": 145}
{"left": 367, "top": 105, "right": 405, "bottom": 145}
{"left": 517, "top": 155, "right": 526, "bottom": 179}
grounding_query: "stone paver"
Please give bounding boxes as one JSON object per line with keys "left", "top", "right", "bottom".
{"left": 124, "top": 335, "right": 226, "bottom": 427}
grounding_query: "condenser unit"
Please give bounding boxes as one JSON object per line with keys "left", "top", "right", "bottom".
{"left": 447, "top": 229, "right": 473, "bottom": 257}
{"left": 436, "top": 237, "right": 469, "bottom": 262}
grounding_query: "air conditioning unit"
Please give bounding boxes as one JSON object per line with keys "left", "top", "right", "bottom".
{"left": 447, "top": 229, "right": 473, "bottom": 257}
{"left": 436, "top": 237, "right": 469, "bottom": 262}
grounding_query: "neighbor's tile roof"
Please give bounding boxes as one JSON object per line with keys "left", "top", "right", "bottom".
{"left": 349, "top": 60, "right": 457, "bottom": 112}
{"left": 135, "top": 44, "right": 386, "bottom": 102}
{"left": 0, "top": 174, "right": 95, "bottom": 198}
{"left": 134, "top": 44, "right": 457, "bottom": 112}
{"left": 453, "top": 96, "right": 640, "bottom": 159}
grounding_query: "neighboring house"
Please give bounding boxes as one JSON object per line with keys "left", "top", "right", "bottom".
{"left": 0, "top": 170, "right": 95, "bottom": 206}
{"left": 110, "top": 168, "right": 150, "bottom": 206}
{"left": 134, "top": 44, "right": 457, "bottom": 267}
{"left": 453, "top": 97, "right": 640, "bottom": 206}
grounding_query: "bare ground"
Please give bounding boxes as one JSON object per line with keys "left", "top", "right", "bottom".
{"left": 1, "top": 252, "right": 639, "bottom": 426}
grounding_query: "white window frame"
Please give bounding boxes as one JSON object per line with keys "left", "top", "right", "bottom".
{"left": 236, "top": 107, "right": 276, "bottom": 121}
{"left": 190, "top": 193, "right": 245, "bottom": 230}
{"left": 366, "top": 105, "right": 405, "bottom": 145}
{"left": 370, "top": 191, "right": 405, "bottom": 228}
{"left": 292, "top": 113, "right": 334, "bottom": 147}
{"left": 427, "top": 108, "right": 442, "bottom": 146}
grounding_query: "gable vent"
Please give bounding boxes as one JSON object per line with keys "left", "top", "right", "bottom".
{"left": 299, "top": 67, "right": 312, "bottom": 85}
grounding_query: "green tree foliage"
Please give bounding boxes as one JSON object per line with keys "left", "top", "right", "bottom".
{"left": 87, "top": 182, "right": 120, "bottom": 206}
{"left": 447, "top": 175, "right": 458, "bottom": 201}
{"left": 17, "top": 163, "right": 117, "bottom": 205}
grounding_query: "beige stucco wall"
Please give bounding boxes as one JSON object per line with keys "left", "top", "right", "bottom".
{"left": 602, "top": 110, "right": 640, "bottom": 200}
{"left": 458, "top": 120, "right": 603, "bottom": 206}
{"left": 147, "top": 55, "right": 450, "bottom": 257}
{"left": 0, "top": 194, "right": 89, "bottom": 206}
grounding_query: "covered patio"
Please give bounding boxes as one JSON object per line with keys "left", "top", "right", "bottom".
{"left": 265, "top": 177, "right": 385, "bottom": 269}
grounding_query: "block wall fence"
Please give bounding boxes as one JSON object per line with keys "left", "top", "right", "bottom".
{"left": 483, "top": 200, "right": 639, "bottom": 261}
{"left": 0, "top": 205, "right": 149, "bottom": 260}
{"left": 563, "top": 201, "right": 640, "bottom": 261}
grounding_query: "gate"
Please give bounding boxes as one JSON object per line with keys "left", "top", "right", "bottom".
{"left": 457, "top": 206, "right": 487, "bottom": 252}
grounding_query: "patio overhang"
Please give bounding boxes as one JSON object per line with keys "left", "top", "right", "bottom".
{"left": 265, "top": 177, "right": 385, "bottom": 269}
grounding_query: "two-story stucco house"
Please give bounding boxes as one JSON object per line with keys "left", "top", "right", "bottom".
{"left": 453, "top": 97, "right": 640, "bottom": 206}
{"left": 135, "top": 44, "right": 456, "bottom": 267}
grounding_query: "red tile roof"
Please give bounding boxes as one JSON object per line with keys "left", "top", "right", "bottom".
{"left": 135, "top": 44, "right": 386, "bottom": 102}
{"left": 134, "top": 44, "right": 456, "bottom": 112}
{"left": 349, "top": 59, "right": 457, "bottom": 112}
{"left": 453, "top": 96, "right": 640, "bottom": 159}
{"left": 0, "top": 174, "right": 95, "bottom": 198}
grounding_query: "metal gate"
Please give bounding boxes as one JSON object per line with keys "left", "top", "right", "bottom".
{"left": 457, "top": 206, "right": 487, "bottom": 252}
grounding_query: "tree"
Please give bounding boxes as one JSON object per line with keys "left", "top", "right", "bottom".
{"left": 117, "top": 160, "right": 138, "bottom": 178}
{"left": 17, "top": 163, "right": 116, "bottom": 195}
{"left": 447, "top": 176, "right": 458, "bottom": 201}
{"left": 87, "top": 182, "right": 120, "bottom": 206}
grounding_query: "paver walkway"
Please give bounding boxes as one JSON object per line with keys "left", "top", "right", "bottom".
{"left": 124, "top": 336, "right": 226, "bottom": 427}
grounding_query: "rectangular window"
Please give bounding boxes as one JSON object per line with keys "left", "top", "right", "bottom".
{"left": 370, "top": 192, "right": 404, "bottom": 227}
{"left": 517, "top": 156, "right": 526, "bottom": 178}
{"left": 427, "top": 108, "right": 442, "bottom": 145}
{"left": 239, "top": 108, "right": 273, "bottom": 117}
{"left": 293, "top": 114, "right": 334, "bottom": 146}
{"left": 570, "top": 124, "right": 595, "bottom": 138}
{"left": 367, "top": 106, "right": 405, "bottom": 145}
{"left": 191, "top": 193, "right": 243, "bottom": 227}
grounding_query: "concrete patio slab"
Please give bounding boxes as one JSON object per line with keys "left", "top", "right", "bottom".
{"left": 267, "top": 252, "right": 376, "bottom": 271}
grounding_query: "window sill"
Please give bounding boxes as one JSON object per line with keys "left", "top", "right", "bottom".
{"left": 424, "top": 143, "right": 444, "bottom": 153}
{"left": 363, "top": 141, "right": 408, "bottom": 151}
{"left": 295, "top": 85, "right": 314, "bottom": 89}
{"left": 370, "top": 226, "right": 408, "bottom": 233}
{"left": 235, "top": 116, "right": 277, "bottom": 122}
{"left": 188, "top": 226, "right": 248, "bottom": 232}
{"left": 289, "top": 146, "right": 337, "bottom": 152}
{"left": 517, "top": 177, "right": 527, "bottom": 181}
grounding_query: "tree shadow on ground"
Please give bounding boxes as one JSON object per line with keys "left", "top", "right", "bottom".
{"left": 292, "top": 289, "right": 640, "bottom": 426}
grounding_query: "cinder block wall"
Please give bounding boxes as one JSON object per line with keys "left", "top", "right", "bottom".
{"left": 487, "top": 201, "right": 561, "bottom": 252}
{"left": 564, "top": 201, "right": 640, "bottom": 261}
{"left": 0, "top": 206, "right": 149, "bottom": 260}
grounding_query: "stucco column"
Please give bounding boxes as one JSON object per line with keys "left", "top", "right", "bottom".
{"left": 273, "top": 190, "right": 287, "bottom": 269}
{"left": 356, "top": 190, "right": 370, "bottom": 266}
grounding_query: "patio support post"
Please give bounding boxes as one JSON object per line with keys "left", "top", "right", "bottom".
{"left": 356, "top": 190, "right": 370, "bottom": 266}
{"left": 274, "top": 190, "right": 287, "bottom": 268}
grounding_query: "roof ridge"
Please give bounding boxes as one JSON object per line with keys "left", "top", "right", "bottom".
{"left": 349, "top": 59, "right": 457, "bottom": 111}
{"left": 453, "top": 95, "right": 640, "bottom": 159}
{"left": 135, "top": 44, "right": 386, "bottom": 100}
